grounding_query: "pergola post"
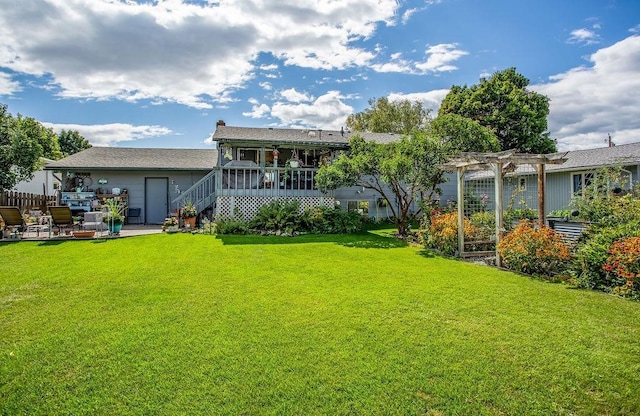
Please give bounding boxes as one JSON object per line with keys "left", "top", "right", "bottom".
{"left": 457, "top": 167, "right": 465, "bottom": 257}
{"left": 537, "top": 163, "right": 546, "bottom": 229}
{"left": 493, "top": 162, "right": 504, "bottom": 268}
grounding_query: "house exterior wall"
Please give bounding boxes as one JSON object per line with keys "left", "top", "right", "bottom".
{"left": 61, "top": 169, "right": 208, "bottom": 223}
{"left": 545, "top": 173, "right": 573, "bottom": 213}
{"left": 13, "top": 168, "right": 59, "bottom": 195}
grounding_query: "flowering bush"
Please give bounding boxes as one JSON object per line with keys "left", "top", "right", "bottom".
{"left": 497, "top": 221, "right": 570, "bottom": 277}
{"left": 421, "top": 210, "right": 479, "bottom": 256}
{"left": 603, "top": 237, "right": 640, "bottom": 296}
{"left": 163, "top": 217, "right": 178, "bottom": 227}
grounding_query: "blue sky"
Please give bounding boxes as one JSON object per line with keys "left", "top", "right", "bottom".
{"left": 1, "top": 0, "right": 639, "bottom": 151}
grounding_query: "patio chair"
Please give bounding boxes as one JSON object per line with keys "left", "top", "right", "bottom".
{"left": 82, "top": 211, "right": 105, "bottom": 234}
{"left": 127, "top": 208, "right": 142, "bottom": 224}
{"left": 0, "top": 206, "right": 26, "bottom": 238}
{"left": 49, "top": 206, "right": 79, "bottom": 236}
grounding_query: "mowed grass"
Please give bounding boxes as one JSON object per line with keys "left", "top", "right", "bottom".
{"left": 1, "top": 231, "right": 640, "bottom": 415}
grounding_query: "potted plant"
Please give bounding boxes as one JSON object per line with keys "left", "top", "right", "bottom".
{"left": 181, "top": 200, "right": 198, "bottom": 229}
{"left": 163, "top": 217, "right": 179, "bottom": 233}
{"left": 102, "top": 198, "right": 125, "bottom": 235}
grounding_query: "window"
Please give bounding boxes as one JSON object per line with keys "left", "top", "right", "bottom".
{"left": 519, "top": 177, "right": 526, "bottom": 191}
{"left": 572, "top": 172, "right": 594, "bottom": 195}
{"left": 347, "top": 200, "right": 369, "bottom": 215}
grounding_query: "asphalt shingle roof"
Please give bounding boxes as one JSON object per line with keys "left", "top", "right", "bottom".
{"left": 45, "top": 147, "right": 218, "bottom": 171}
{"left": 547, "top": 142, "right": 640, "bottom": 172}
{"left": 212, "top": 125, "right": 402, "bottom": 146}
{"left": 465, "top": 142, "right": 640, "bottom": 179}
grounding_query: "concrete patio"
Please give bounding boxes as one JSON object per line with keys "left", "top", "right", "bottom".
{"left": 3, "top": 224, "right": 165, "bottom": 241}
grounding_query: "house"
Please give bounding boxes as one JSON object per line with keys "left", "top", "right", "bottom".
{"left": 44, "top": 122, "right": 414, "bottom": 223}
{"left": 462, "top": 142, "right": 640, "bottom": 215}
{"left": 205, "top": 121, "right": 409, "bottom": 220}
{"left": 45, "top": 147, "right": 218, "bottom": 224}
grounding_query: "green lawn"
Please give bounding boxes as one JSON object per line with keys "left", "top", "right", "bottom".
{"left": 1, "top": 231, "right": 639, "bottom": 415}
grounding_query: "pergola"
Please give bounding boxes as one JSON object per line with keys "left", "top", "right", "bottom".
{"left": 439, "top": 150, "right": 567, "bottom": 267}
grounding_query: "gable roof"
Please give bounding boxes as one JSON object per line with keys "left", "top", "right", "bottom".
{"left": 547, "top": 142, "right": 640, "bottom": 172}
{"left": 212, "top": 125, "right": 401, "bottom": 147}
{"left": 465, "top": 142, "right": 640, "bottom": 180}
{"left": 45, "top": 147, "right": 218, "bottom": 171}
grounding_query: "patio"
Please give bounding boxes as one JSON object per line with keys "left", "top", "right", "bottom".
{"left": 3, "top": 224, "right": 164, "bottom": 241}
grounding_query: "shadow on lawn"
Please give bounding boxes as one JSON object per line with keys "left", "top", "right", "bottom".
{"left": 216, "top": 231, "right": 407, "bottom": 249}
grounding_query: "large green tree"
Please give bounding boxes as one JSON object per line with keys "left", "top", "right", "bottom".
{"left": 0, "top": 105, "right": 43, "bottom": 190}
{"left": 430, "top": 113, "right": 500, "bottom": 154}
{"left": 346, "top": 97, "right": 431, "bottom": 134}
{"left": 58, "top": 129, "right": 92, "bottom": 157}
{"left": 438, "top": 68, "right": 557, "bottom": 154}
{"left": 14, "top": 115, "right": 62, "bottom": 160}
{"left": 315, "top": 133, "right": 447, "bottom": 236}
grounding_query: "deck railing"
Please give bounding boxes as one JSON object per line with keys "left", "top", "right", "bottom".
{"left": 172, "top": 170, "right": 217, "bottom": 214}
{"left": 217, "top": 166, "right": 329, "bottom": 197}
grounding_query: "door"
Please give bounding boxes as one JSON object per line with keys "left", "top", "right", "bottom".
{"left": 145, "top": 177, "right": 168, "bottom": 224}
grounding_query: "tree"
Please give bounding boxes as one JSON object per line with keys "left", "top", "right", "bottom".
{"left": 0, "top": 104, "right": 43, "bottom": 190}
{"left": 14, "top": 115, "right": 62, "bottom": 160}
{"left": 346, "top": 97, "right": 431, "bottom": 134}
{"left": 438, "top": 68, "right": 557, "bottom": 154}
{"left": 59, "top": 129, "right": 92, "bottom": 157}
{"left": 430, "top": 113, "right": 500, "bottom": 153}
{"left": 315, "top": 133, "right": 447, "bottom": 236}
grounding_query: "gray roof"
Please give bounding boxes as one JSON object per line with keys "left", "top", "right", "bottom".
{"left": 212, "top": 125, "right": 402, "bottom": 146}
{"left": 45, "top": 147, "right": 218, "bottom": 171}
{"left": 465, "top": 142, "right": 640, "bottom": 180}
{"left": 547, "top": 142, "right": 640, "bottom": 172}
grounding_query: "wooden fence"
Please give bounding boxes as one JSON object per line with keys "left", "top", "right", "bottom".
{"left": 0, "top": 191, "right": 58, "bottom": 212}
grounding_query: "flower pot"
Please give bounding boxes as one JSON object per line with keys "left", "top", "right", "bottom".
{"left": 184, "top": 217, "right": 196, "bottom": 229}
{"left": 108, "top": 222, "right": 123, "bottom": 234}
{"left": 166, "top": 225, "right": 179, "bottom": 233}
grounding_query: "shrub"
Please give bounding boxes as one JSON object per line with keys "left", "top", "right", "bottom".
{"left": 251, "top": 200, "right": 303, "bottom": 234}
{"left": 421, "top": 210, "right": 479, "bottom": 256}
{"left": 213, "top": 216, "right": 249, "bottom": 234}
{"left": 603, "top": 237, "right": 640, "bottom": 298}
{"left": 497, "top": 221, "right": 570, "bottom": 277}
{"left": 304, "top": 206, "right": 363, "bottom": 234}
{"left": 571, "top": 222, "right": 638, "bottom": 290}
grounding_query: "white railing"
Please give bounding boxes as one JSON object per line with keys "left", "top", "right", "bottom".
{"left": 217, "top": 166, "right": 329, "bottom": 197}
{"left": 172, "top": 170, "right": 217, "bottom": 214}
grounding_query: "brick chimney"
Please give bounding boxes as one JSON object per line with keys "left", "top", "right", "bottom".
{"left": 216, "top": 120, "right": 226, "bottom": 127}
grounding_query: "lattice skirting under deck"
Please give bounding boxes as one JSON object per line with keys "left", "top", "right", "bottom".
{"left": 215, "top": 196, "right": 336, "bottom": 220}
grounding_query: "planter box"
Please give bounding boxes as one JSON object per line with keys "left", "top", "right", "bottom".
{"left": 73, "top": 230, "right": 96, "bottom": 239}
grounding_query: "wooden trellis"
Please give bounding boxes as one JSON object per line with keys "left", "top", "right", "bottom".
{"left": 440, "top": 150, "right": 567, "bottom": 267}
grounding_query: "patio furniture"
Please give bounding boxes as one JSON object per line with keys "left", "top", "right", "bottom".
{"left": 127, "top": 208, "right": 141, "bottom": 224}
{"left": 0, "top": 206, "right": 26, "bottom": 239}
{"left": 82, "top": 211, "right": 104, "bottom": 236}
{"left": 49, "top": 206, "right": 80, "bottom": 236}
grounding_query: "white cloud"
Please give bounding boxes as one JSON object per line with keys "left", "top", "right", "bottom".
{"left": 388, "top": 89, "right": 449, "bottom": 113}
{"left": 259, "top": 82, "right": 273, "bottom": 91}
{"left": 0, "top": 0, "right": 399, "bottom": 109}
{"left": 0, "top": 72, "right": 21, "bottom": 96}
{"left": 402, "top": 8, "right": 418, "bottom": 24}
{"left": 43, "top": 122, "right": 173, "bottom": 147}
{"left": 416, "top": 44, "right": 468, "bottom": 73}
{"left": 260, "top": 64, "right": 278, "bottom": 71}
{"left": 567, "top": 28, "right": 600, "bottom": 46}
{"left": 533, "top": 35, "right": 640, "bottom": 150}
{"left": 242, "top": 102, "right": 271, "bottom": 119}
{"left": 280, "top": 88, "right": 312, "bottom": 103}
{"left": 270, "top": 90, "right": 353, "bottom": 129}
